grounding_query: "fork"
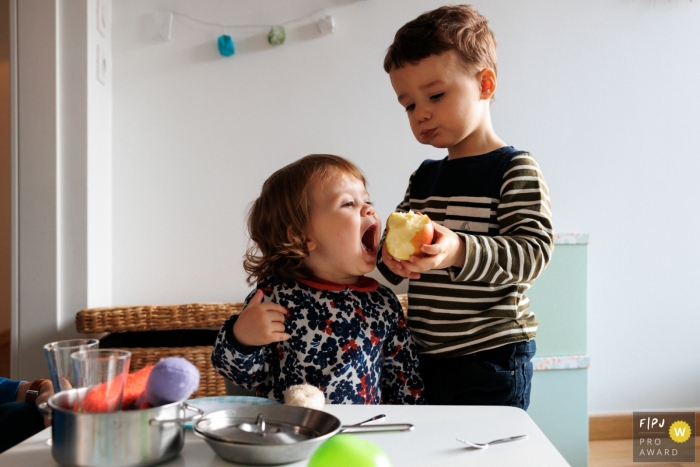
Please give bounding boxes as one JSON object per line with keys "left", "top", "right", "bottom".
{"left": 456, "top": 434, "right": 528, "bottom": 449}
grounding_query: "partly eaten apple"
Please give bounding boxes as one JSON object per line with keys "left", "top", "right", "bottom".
{"left": 385, "top": 211, "right": 434, "bottom": 261}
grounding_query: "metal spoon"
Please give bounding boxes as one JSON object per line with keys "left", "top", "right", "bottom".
{"left": 456, "top": 434, "right": 528, "bottom": 449}
{"left": 350, "top": 414, "right": 386, "bottom": 426}
{"left": 340, "top": 414, "right": 413, "bottom": 434}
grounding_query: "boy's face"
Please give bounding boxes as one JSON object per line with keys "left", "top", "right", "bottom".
{"left": 303, "top": 171, "right": 381, "bottom": 284}
{"left": 389, "top": 50, "right": 495, "bottom": 158}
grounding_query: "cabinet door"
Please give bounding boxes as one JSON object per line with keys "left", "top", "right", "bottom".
{"left": 527, "top": 241, "right": 589, "bottom": 467}
{"left": 527, "top": 243, "right": 587, "bottom": 357}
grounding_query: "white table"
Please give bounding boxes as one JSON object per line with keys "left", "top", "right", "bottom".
{"left": 1, "top": 405, "right": 570, "bottom": 466}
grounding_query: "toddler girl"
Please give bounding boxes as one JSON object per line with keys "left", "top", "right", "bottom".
{"left": 211, "top": 154, "right": 424, "bottom": 404}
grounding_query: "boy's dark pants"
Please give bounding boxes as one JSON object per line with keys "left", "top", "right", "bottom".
{"left": 418, "top": 340, "right": 536, "bottom": 409}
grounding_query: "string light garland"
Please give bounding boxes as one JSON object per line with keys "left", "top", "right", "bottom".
{"left": 151, "top": 8, "right": 338, "bottom": 56}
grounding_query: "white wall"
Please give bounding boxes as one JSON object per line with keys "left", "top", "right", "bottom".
{"left": 16, "top": 0, "right": 59, "bottom": 380}
{"left": 13, "top": 0, "right": 112, "bottom": 381}
{"left": 56, "top": 0, "right": 113, "bottom": 339}
{"left": 112, "top": 0, "right": 700, "bottom": 413}
{"left": 86, "top": 0, "right": 113, "bottom": 307}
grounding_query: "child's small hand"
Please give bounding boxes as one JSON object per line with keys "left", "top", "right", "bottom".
{"left": 402, "top": 222, "right": 466, "bottom": 273}
{"left": 233, "top": 290, "right": 291, "bottom": 347}
{"left": 382, "top": 244, "right": 421, "bottom": 280}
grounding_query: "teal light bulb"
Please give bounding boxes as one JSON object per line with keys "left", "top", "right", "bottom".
{"left": 217, "top": 35, "right": 235, "bottom": 57}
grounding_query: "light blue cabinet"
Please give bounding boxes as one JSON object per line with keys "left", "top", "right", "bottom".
{"left": 526, "top": 234, "right": 588, "bottom": 467}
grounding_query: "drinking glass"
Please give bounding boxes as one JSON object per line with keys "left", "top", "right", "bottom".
{"left": 71, "top": 349, "right": 131, "bottom": 412}
{"left": 43, "top": 339, "right": 100, "bottom": 393}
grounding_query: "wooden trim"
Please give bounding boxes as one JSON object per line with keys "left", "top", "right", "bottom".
{"left": 590, "top": 413, "right": 633, "bottom": 441}
{"left": 0, "top": 329, "right": 9, "bottom": 346}
{"left": 590, "top": 412, "right": 700, "bottom": 441}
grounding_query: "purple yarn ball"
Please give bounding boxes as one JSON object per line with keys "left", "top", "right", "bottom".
{"left": 141, "top": 357, "right": 200, "bottom": 406}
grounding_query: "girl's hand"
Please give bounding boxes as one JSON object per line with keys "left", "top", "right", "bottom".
{"left": 382, "top": 244, "right": 420, "bottom": 280}
{"left": 233, "top": 290, "right": 291, "bottom": 347}
{"left": 401, "top": 222, "right": 466, "bottom": 273}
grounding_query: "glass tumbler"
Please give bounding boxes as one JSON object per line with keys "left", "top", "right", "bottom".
{"left": 70, "top": 349, "right": 131, "bottom": 412}
{"left": 43, "top": 339, "right": 100, "bottom": 393}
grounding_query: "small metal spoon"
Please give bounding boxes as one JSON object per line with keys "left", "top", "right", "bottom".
{"left": 456, "top": 434, "right": 528, "bottom": 449}
{"left": 340, "top": 414, "right": 413, "bottom": 434}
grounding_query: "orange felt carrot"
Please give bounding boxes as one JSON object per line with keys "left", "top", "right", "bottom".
{"left": 75, "top": 364, "right": 154, "bottom": 412}
{"left": 121, "top": 365, "right": 154, "bottom": 409}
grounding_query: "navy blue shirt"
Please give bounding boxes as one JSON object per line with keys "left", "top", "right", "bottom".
{"left": 0, "top": 377, "right": 22, "bottom": 404}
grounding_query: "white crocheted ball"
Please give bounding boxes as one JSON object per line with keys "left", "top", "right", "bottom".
{"left": 283, "top": 384, "right": 325, "bottom": 410}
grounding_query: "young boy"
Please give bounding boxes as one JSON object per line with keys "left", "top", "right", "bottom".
{"left": 378, "top": 5, "right": 553, "bottom": 409}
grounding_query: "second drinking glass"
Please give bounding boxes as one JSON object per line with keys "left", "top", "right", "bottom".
{"left": 70, "top": 349, "right": 131, "bottom": 412}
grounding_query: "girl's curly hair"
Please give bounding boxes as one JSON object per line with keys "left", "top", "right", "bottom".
{"left": 244, "top": 154, "right": 366, "bottom": 285}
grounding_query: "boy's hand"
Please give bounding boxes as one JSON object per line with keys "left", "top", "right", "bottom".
{"left": 17, "top": 380, "right": 54, "bottom": 427}
{"left": 233, "top": 290, "right": 291, "bottom": 347}
{"left": 382, "top": 244, "right": 421, "bottom": 280}
{"left": 36, "top": 381, "right": 54, "bottom": 427}
{"left": 402, "top": 222, "right": 466, "bottom": 273}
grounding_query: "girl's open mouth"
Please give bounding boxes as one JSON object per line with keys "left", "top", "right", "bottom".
{"left": 361, "top": 224, "right": 377, "bottom": 253}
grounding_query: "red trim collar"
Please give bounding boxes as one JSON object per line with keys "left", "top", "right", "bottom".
{"left": 299, "top": 276, "right": 379, "bottom": 292}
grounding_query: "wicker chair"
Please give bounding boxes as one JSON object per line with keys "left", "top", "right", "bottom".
{"left": 76, "top": 303, "right": 243, "bottom": 398}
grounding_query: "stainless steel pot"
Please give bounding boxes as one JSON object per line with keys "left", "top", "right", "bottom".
{"left": 193, "top": 405, "right": 413, "bottom": 465}
{"left": 42, "top": 388, "right": 203, "bottom": 467}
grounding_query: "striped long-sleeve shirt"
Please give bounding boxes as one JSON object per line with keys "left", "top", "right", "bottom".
{"left": 378, "top": 146, "right": 554, "bottom": 358}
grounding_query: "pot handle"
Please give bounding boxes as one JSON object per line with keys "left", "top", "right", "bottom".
{"left": 37, "top": 401, "right": 52, "bottom": 421}
{"left": 340, "top": 423, "right": 414, "bottom": 434}
{"left": 150, "top": 402, "right": 204, "bottom": 426}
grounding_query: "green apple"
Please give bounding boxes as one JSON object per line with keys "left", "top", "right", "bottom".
{"left": 308, "top": 434, "right": 393, "bottom": 467}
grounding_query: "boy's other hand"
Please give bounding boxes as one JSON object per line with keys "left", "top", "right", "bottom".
{"left": 381, "top": 244, "right": 421, "bottom": 280}
{"left": 233, "top": 290, "right": 291, "bottom": 347}
{"left": 36, "top": 381, "right": 54, "bottom": 427}
{"left": 402, "top": 222, "right": 466, "bottom": 273}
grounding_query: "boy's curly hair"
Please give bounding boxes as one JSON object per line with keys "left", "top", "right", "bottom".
{"left": 383, "top": 5, "right": 497, "bottom": 74}
{"left": 244, "top": 154, "right": 367, "bottom": 285}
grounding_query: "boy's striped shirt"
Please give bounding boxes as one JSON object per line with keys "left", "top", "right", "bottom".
{"left": 378, "top": 147, "right": 553, "bottom": 357}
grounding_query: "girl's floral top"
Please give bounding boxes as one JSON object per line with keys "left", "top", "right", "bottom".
{"left": 211, "top": 276, "right": 425, "bottom": 405}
